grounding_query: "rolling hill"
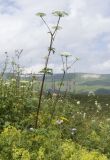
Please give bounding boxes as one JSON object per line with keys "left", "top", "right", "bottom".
{"left": 3, "top": 72, "right": 110, "bottom": 94}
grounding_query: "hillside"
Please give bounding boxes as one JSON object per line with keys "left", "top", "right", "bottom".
{"left": 3, "top": 72, "right": 110, "bottom": 94}
{"left": 44, "top": 73, "right": 110, "bottom": 94}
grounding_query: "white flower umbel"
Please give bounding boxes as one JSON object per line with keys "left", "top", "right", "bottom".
{"left": 60, "top": 52, "right": 72, "bottom": 57}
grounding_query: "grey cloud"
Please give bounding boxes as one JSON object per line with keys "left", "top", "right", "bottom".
{"left": 0, "top": 0, "right": 110, "bottom": 73}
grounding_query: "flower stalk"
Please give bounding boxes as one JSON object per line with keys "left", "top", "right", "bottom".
{"left": 35, "top": 11, "right": 68, "bottom": 128}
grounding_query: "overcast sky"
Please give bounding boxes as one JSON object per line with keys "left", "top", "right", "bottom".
{"left": 0, "top": 0, "right": 110, "bottom": 74}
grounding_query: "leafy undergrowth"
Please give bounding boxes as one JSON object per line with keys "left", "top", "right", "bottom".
{"left": 0, "top": 79, "right": 110, "bottom": 159}
{"left": 0, "top": 126, "right": 108, "bottom": 160}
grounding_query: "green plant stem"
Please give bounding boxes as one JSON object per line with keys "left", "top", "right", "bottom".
{"left": 65, "top": 56, "right": 68, "bottom": 96}
{"left": 49, "top": 59, "right": 78, "bottom": 123}
{"left": 35, "top": 16, "right": 61, "bottom": 128}
{"left": 49, "top": 70, "right": 65, "bottom": 123}
{"left": 35, "top": 36, "right": 53, "bottom": 128}
{"left": 1, "top": 52, "right": 8, "bottom": 77}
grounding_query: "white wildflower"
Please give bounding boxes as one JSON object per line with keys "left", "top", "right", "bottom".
{"left": 20, "top": 85, "right": 26, "bottom": 88}
{"left": 56, "top": 119, "right": 63, "bottom": 125}
{"left": 5, "top": 82, "right": 10, "bottom": 86}
{"left": 88, "top": 91, "right": 95, "bottom": 96}
{"left": 76, "top": 101, "right": 80, "bottom": 105}
{"left": 71, "top": 128, "right": 77, "bottom": 135}
{"left": 95, "top": 101, "right": 98, "bottom": 105}
{"left": 58, "top": 99, "right": 63, "bottom": 102}
{"left": 97, "top": 110, "right": 99, "bottom": 113}
{"left": 97, "top": 104, "right": 101, "bottom": 110}
{"left": 11, "top": 79, "right": 16, "bottom": 82}
{"left": 72, "top": 128, "right": 77, "bottom": 131}
{"left": 29, "top": 127, "right": 35, "bottom": 132}
{"left": 83, "top": 113, "right": 86, "bottom": 119}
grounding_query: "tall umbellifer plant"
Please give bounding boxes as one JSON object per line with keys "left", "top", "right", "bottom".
{"left": 49, "top": 53, "right": 79, "bottom": 122}
{"left": 60, "top": 52, "right": 79, "bottom": 95}
{"left": 35, "top": 11, "right": 68, "bottom": 128}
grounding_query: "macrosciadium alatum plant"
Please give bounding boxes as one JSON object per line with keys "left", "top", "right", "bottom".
{"left": 35, "top": 11, "right": 68, "bottom": 128}
{"left": 60, "top": 52, "right": 79, "bottom": 96}
{"left": 49, "top": 53, "right": 79, "bottom": 122}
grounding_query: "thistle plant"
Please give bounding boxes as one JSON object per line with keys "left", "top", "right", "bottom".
{"left": 35, "top": 11, "right": 68, "bottom": 128}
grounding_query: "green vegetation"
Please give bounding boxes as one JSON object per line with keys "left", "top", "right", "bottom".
{"left": 0, "top": 77, "right": 110, "bottom": 159}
